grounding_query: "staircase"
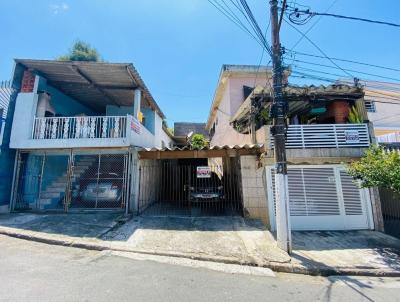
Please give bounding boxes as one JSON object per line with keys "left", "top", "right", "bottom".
{"left": 37, "top": 156, "right": 97, "bottom": 209}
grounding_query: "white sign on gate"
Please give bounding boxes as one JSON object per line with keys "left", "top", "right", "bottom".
{"left": 344, "top": 130, "right": 360, "bottom": 143}
{"left": 197, "top": 166, "right": 211, "bottom": 178}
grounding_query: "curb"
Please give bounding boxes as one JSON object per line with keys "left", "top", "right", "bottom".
{"left": 1, "top": 226, "right": 400, "bottom": 277}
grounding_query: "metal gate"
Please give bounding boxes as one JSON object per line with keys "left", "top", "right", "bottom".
{"left": 12, "top": 151, "right": 130, "bottom": 212}
{"left": 137, "top": 160, "right": 243, "bottom": 217}
{"left": 267, "top": 165, "right": 373, "bottom": 231}
{"left": 380, "top": 187, "right": 400, "bottom": 239}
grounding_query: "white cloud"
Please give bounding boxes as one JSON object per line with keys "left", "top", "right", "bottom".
{"left": 50, "top": 2, "right": 69, "bottom": 15}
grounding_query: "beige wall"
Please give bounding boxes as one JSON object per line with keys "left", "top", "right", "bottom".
{"left": 365, "top": 89, "right": 400, "bottom": 131}
{"left": 240, "top": 155, "right": 269, "bottom": 225}
{"left": 210, "top": 75, "right": 271, "bottom": 147}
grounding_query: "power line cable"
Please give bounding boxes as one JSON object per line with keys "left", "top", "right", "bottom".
{"left": 288, "top": 9, "right": 400, "bottom": 28}
{"left": 287, "top": 0, "right": 338, "bottom": 52}
{"left": 286, "top": 50, "right": 400, "bottom": 73}
{"left": 287, "top": 58, "right": 400, "bottom": 82}
{"left": 283, "top": 18, "right": 354, "bottom": 78}
{"left": 206, "top": 0, "right": 266, "bottom": 49}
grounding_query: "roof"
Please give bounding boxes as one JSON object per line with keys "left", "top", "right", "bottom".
{"left": 14, "top": 59, "right": 165, "bottom": 118}
{"left": 138, "top": 144, "right": 265, "bottom": 159}
{"left": 142, "top": 143, "right": 263, "bottom": 152}
{"left": 174, "top": 122, "right": 208, "bottom": 137}
{"left": 205, "top": 64, "right": 274, "bottom": 130}
{"left": 231, "top": 83, "right": 364, "bottom": 124}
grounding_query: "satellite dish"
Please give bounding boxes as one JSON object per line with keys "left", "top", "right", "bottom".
{"left": 187, "top": 131, "right": 194, "bottom": 139}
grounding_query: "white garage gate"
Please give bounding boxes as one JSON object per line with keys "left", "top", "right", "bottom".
{"left": 266, "top": 165, "right": 374, "bottom": 231}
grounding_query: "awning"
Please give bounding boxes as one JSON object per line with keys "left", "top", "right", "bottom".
{"left": 138, "top": 144, "right": 265, "bottom": 159}
{"left": 231, "top": 84, "right": 364, "bottom": 125}
{"left": 15, "top": 59, "right": 165, "bottom": 118}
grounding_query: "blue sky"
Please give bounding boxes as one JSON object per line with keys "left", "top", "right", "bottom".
{"left": 1, "top": 0, "right": 399, "bottom": 125}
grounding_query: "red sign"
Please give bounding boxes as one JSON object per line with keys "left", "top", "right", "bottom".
{"left": 197, "top": 166, "right": 211, "bottom": 178}
{"left": 130, "top": 118, "right": 141, "bottom": 134}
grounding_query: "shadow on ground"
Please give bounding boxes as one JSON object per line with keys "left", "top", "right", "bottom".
{"left": 291, "top": 230, "right": 400, "bottom": 273}
{"left": 0, "top": 212, "right": 122, "bottom": 238}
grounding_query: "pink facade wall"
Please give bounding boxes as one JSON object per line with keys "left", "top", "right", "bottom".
{"left": 210, "top": 75, "right": 271, "bottom": 146}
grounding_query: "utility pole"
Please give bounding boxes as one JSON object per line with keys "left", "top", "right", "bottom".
{"left": 269, "top": 0, "right": 291, "bottom": 253}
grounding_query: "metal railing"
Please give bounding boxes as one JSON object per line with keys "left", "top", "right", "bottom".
{"left": 32, "top": 115, "right": 127, "bottom": 140}
{"left": 270, "top": 123, "right": 370, "bottom": 149}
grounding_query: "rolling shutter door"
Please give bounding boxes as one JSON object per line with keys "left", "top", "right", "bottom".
{"left": 268, "top": 166, "right": 371, "bottom": 230}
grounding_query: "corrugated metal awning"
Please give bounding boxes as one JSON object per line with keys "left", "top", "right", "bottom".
{"left": 15, "top": 59, "right": 165, "bottom": 118}
{"left": 138, "top": 144, "right": 265, "bottom": 159}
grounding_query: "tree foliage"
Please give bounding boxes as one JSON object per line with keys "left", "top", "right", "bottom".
{"left": 347, "top": 145, "right": 400, "bottom": 193}
{"left": 57, "top": 40, "right": 102, "bottom": 62}
{"left": 190, "top": 133, "right": 208, "bottom": 149}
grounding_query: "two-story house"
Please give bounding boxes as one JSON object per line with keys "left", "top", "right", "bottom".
{"left": 3, "top": 59, "right": 173, "bottom": 213}
{"left": 206, "top": 64, "right": 381, "bottom": 232}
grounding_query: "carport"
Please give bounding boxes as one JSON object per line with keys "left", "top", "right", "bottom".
{"left": 136, "top": 145, "right": 265, "bottom": 217}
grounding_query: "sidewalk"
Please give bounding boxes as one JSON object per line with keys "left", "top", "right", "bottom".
{"left": 0, "top": 213, "right": 400, "bottom": 276}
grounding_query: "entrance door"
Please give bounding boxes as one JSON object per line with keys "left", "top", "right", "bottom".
{"left": 13, "top": 152, "right": 70, "bottom": 211}
{"left": 267, "top": 165, "right": 372, "bottom": 231}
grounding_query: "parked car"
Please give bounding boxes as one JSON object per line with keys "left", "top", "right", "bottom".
{"left": 185, "top": 171, "right": 224, "bottom": 203}
{"left": 78, "top": 172, "right": 122, "bottom": 203}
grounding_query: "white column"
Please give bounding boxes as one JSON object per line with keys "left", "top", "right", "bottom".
{"left": 275, "top": 173, "right": 292, "bottom": 253}
{"left": 133, "top": 89, "right": 141, "bottom": 120}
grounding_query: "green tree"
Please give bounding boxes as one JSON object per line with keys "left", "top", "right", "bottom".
{"left": 57, "top": 40, "right": 102, "bottom": 62}
{"left": 190, "top": 133, "right": 208, "bottom": 149}
{"left": 347, "top": 145, "right": 400, "bottom": 193}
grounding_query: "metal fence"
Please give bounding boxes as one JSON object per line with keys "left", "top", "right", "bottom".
{"left": 0, "top": 80, "right": 13, "bottom": 121}
{"left": 32, "top": 115, "right": 128, "bottom": 140}
{"left": 12, "top": 151, "right": 130, "bottom": 212}
{"left": 0, "top": 80, "right": 15, "bottom": 145}
{"left": 380, "top": 187, "right": 400, "bottom": 239}
{"left": 270, "top": 123, "right": 370, "bottom": 149}
{"left": 138, "top": 161, "right": 243, "bottom": 217}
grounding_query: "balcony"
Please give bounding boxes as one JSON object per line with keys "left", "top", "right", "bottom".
{"left": 270, "top": 123, "right": 370, "bottom": 149}
{"left": 32, "top": 115, "right": 128, "bottom": 140}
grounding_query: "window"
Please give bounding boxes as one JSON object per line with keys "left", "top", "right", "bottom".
{"left": 365, "top": 100, "right": 376, "bottom": 113}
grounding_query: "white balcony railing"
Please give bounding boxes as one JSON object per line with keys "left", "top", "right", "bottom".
{"left": 32, "top": 115, "right": 127, "bottom": 140}
{"left": 270, "top": 123, "right": 370, "bottom": 149}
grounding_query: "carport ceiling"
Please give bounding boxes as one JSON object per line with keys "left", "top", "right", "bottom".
{"left": 15, "top": 59, "right": 165, "bottom": 117}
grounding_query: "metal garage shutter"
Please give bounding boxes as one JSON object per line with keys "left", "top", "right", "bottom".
{"left": 268, "top": 166, "right": 371, "bottom": 230}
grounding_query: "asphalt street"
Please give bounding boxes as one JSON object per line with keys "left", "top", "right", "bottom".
{"left": 0, "top": 234, "right": 399, "bottom": 302}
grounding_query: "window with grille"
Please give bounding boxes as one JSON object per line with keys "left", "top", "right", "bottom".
{"left": 365, "top": 100, "right": 376, "bottom": 113}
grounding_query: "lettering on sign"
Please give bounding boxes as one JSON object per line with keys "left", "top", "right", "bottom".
{"left": 131, "top": 118, "right": 141, "bottom": 134}
{"left": 344, "top": 130, "right": 360, "bottom": 143}
{"left": 197, "top": 166, "right": 211, "bottom": 178}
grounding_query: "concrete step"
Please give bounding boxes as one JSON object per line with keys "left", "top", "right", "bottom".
{"left": 40, "top": 192, "right": 62, "bottom": 199}
{"left": 37, "top": 198, "right": 53, "bottom": 205}
{"left": 45, "top": 185, "right": 67, "bottom": 192}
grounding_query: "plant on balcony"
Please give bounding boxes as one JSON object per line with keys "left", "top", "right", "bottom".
{"left": 348, "top": 106, "right": 362, "bottom": 124}
{"left": 190, "top": 133, "right": 208, "bottom": 149}
{"left": 347, "top": 145, "right": 400, "bottom": 193}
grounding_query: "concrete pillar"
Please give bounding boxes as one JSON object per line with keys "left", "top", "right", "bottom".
{"left": 133, "top": 89, "right": 141, "bottom": 120}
